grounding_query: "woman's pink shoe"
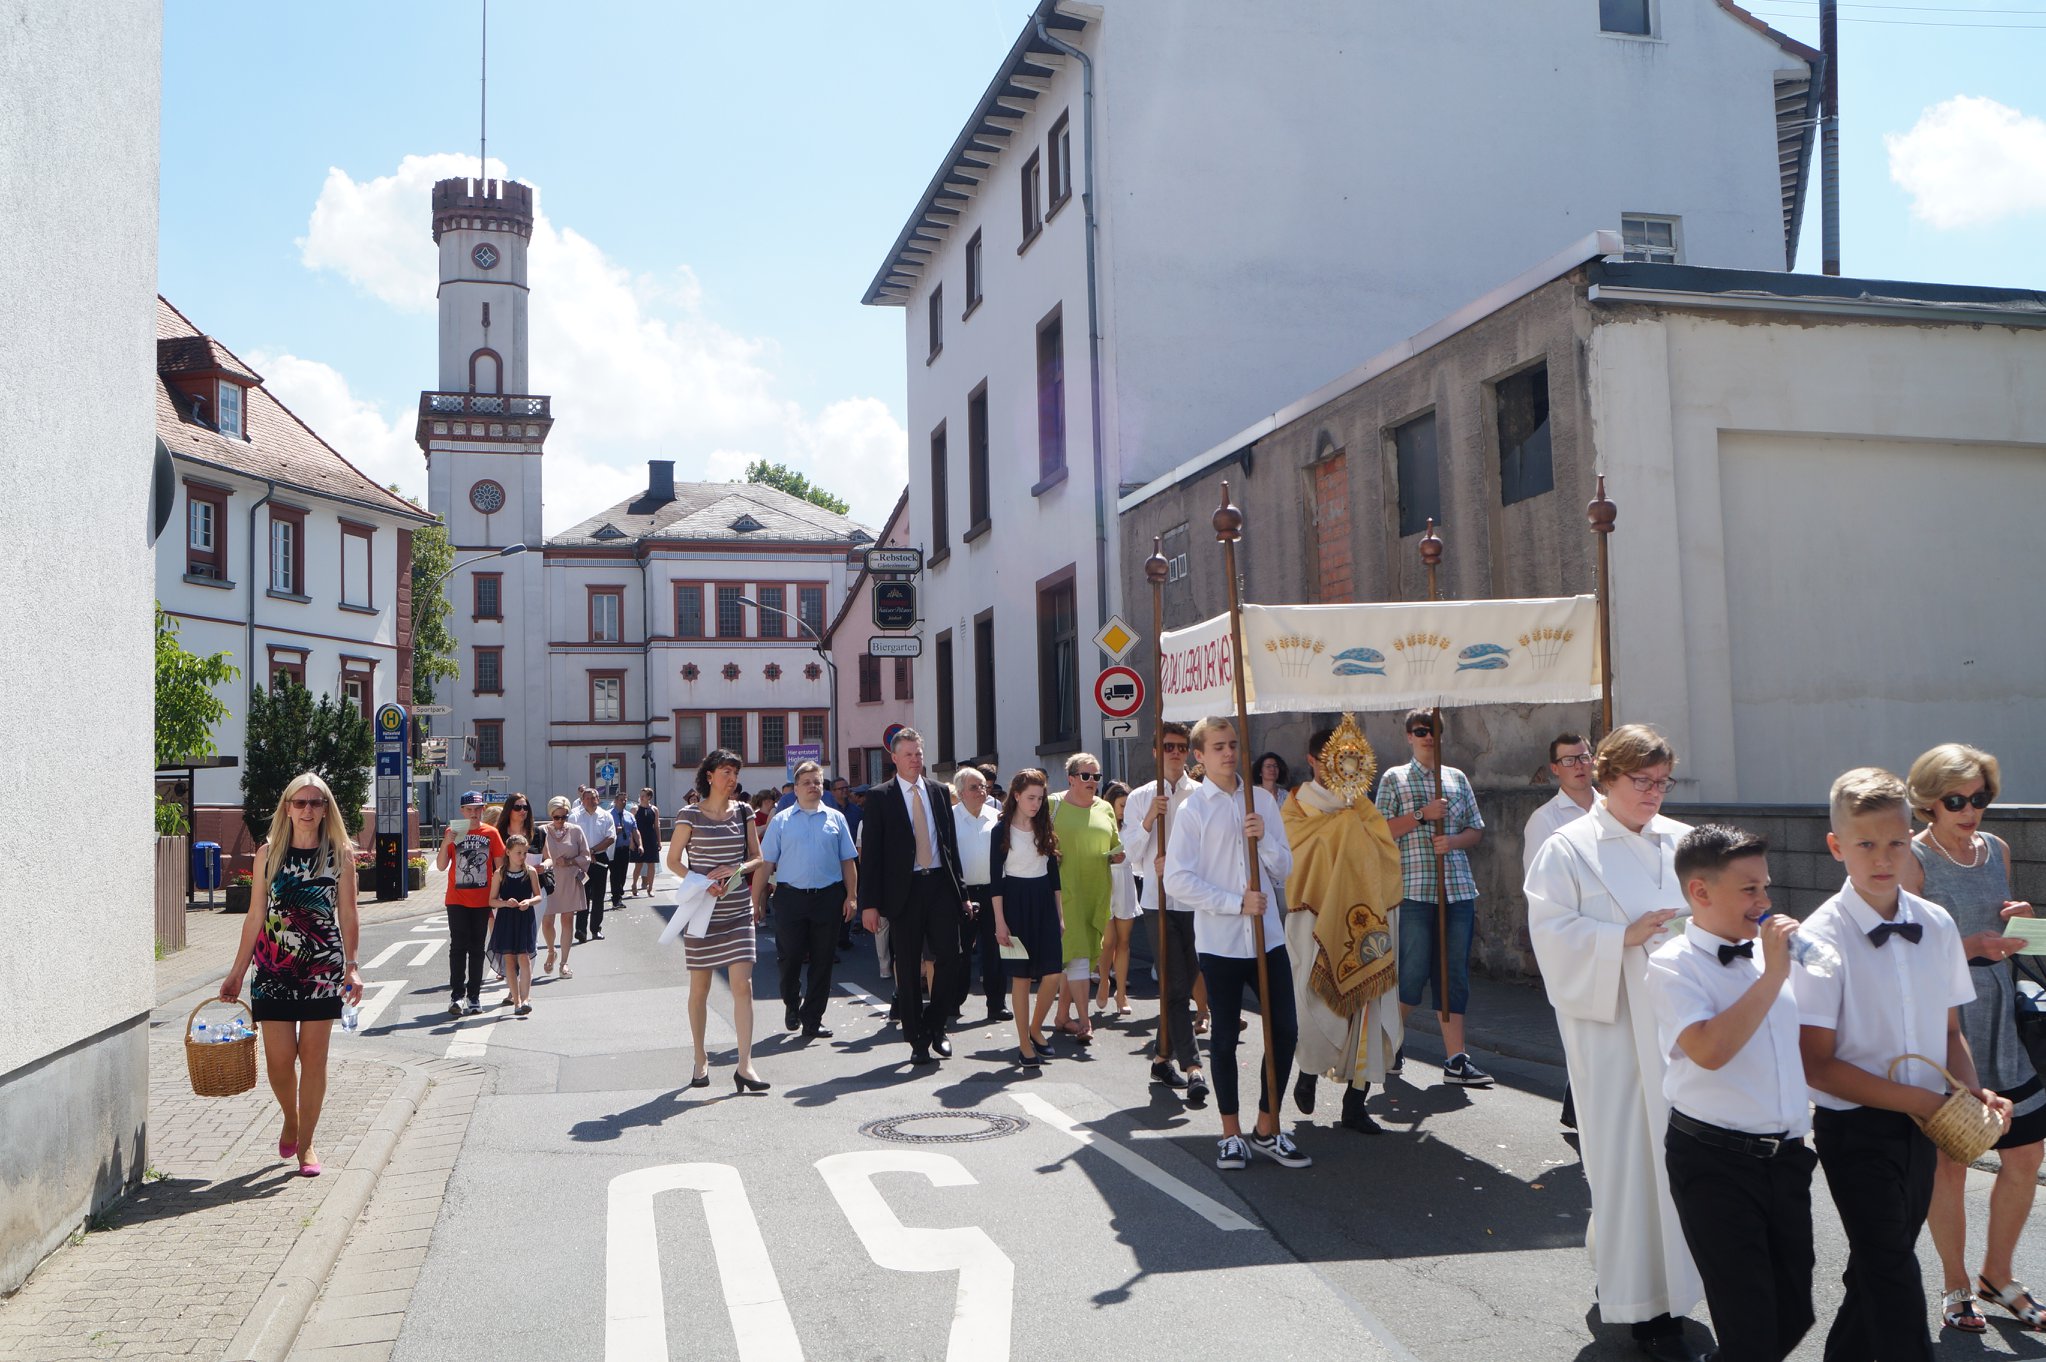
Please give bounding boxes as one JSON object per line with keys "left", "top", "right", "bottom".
{"left": 297, "top": 1161, "right": 322, "bottom": 1178}
{"left": 278, "top": 1140, "right": 297, "bottom": 1160}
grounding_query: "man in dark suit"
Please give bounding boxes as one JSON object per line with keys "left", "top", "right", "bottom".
{"left": 858, "top": 728, "right": 967, "bottom": 1064}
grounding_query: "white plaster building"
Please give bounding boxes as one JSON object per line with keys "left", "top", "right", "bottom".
{"left": 0, "top": 0, "right": 161, "bottom": 1294}
{"left": 424, "top": 179, "right": 874, "bottom": 805}
{"left": 155, "top": 297, "right": 436, "bottom": 867}
{"left": 865, "top": 0, "right": 1819, "bottom": 775}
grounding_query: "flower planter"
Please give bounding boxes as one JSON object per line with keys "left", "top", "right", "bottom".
{"left": 223, "top": 883, "right": 253, "bottom": 915}
{"left": 357, "top": 867, "right": 376, "bottom": 895}
{"left": 407, "top": 866, "right": 426, "bottom": 891}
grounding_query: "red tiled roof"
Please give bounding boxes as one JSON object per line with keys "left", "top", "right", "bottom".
{"left": 156, "top": 297, "right": 432, "bottom": 523}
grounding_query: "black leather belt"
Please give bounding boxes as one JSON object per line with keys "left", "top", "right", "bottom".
{"left": 1669, "top": 1109, "right": 1802, "bottom": 1159}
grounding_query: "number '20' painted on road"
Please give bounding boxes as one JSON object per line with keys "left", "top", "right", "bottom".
{"left": 605, "top": 1151, "right": 1013, "bottom": 1362}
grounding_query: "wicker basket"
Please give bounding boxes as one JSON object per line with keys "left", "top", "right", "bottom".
{"left": 1888, "top": 1053, "right": 2003, "bottom": 1164}
{"left": 184, "top": 998, "right": 258, "bottom": 1098}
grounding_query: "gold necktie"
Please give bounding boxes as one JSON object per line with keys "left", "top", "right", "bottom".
{"left": 910, "top": 786, "right": 934, "bottom": 870}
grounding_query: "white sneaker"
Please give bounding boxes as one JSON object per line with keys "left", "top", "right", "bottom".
{"left": 1215, "top": 1135, "right": 1251, "bottom": 1170}
{"left": 1249, "top": 1130, "right": 1313, "bottom": 1168}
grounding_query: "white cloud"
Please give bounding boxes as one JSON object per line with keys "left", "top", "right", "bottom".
{"left": 247, "top": 350, "right": 423, "bottom": 503}
{"left": 1886, "top": 96, "right": 2046, "bottom": 230}
{"left": 298, "top": 155, "right": 907, "bottom": 533}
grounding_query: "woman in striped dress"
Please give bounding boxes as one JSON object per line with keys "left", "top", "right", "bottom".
{"left": 666, "top": 748, "right": 770, "bottom": 1093}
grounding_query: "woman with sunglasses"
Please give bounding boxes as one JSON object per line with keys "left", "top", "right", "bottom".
{"left": 219, "top": 773, "right": 362, "bottom": 1178}
{"left": 1903, "top": 744, "right": 2044, "bottom": 1334}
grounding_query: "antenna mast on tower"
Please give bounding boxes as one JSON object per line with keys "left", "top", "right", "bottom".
{"left": 479, "top": 0, "right": 488, "bottom": 181}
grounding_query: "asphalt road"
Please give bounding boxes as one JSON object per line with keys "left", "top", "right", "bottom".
{"left": 328, "top": 871, "right": 2046, "bottom": 1362}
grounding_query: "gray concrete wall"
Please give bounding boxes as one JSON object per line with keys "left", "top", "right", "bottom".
{"left": 0, "top": 0, "right": 162, "bottom": 1294}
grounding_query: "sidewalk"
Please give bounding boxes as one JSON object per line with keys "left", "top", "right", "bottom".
{"left": 1404, "top": 969, "right": 1567, "bottom": 1071}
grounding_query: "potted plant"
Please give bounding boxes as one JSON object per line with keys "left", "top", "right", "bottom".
{"left": 224, "top": 869, "right": 255, "bottom": 915}
{"left": 407, "top": 855, "right": 428, "bottom": 892}
{"left": 354, "top": 848, "right": 376, "bottom": 894}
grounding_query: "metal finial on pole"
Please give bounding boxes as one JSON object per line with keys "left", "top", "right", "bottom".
{"left": 1587, "top": 474, "right": 1616, "bottom": 737}
{"left": 1419, "top": 518, "right": 1450, "bottom": 1023}
{"left": 480, "top": 0, "right": 489, "bottom": 182}
{"left": 1213, "top": 483, "right": 1281, "bottom": 1124}
{"left": 1144, "top": 536, "right": 1172, "bottom": 1063}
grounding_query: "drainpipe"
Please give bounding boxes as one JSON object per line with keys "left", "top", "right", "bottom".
{"left": 637, "top": 546, "right": 655, "bottom": 796}
{"left": 1819, "top": 0, "right": 1840, "bottom": 276}
{"left": 246, "top": 480, "right": 277, "bottom": 698}
{"left": 1035, "top": 12, "right": 1113, "bottom": 732}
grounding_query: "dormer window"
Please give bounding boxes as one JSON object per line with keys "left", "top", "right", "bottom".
{"left": 592, "top": 523, "right": 626, "bottom": 541}
{"left": 217, "top": 380, "right": 244, "bottom": 439}
{"left": 730, "top": 514, "right": 764, "bottom": 534}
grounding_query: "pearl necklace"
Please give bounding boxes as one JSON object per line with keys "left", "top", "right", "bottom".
{"left": 1927, "top": 830, "right": 1987, "bottom": 870}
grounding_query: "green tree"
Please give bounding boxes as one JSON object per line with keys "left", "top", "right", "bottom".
{"left": 405, "top": 507, "right": 460, "bottom": 705}
{"left": 241, "top": 681, "right": 375, "bottom": 840}
{"left": 155, "top": 604, "right": 239, "bottom": 767}
{"left": 745, "top": 459, "right": 851, "bottom": 516}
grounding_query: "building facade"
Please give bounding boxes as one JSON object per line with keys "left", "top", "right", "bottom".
{"left": 1118, "top": 238, "right": 2046, "bottom": 970}
{"left": 819, "top": 490, "right": 921, "bottom": 782}
{"left": 865, "top": 0, "right": 1817, "bottom": 779}
{"left": 0, "top": 0, "right": 162, "bottom": 1294}
{"left": 156, "top": 298, "right": 436, "bottom": 867}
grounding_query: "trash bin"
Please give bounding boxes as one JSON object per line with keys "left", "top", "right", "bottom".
{"left": 191, "top": 842, "right": 222, "bottom": 893}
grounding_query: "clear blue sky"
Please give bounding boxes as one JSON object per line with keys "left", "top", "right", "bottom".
{"left": 159, "top": 1, "right": 2046, "bottom": 532}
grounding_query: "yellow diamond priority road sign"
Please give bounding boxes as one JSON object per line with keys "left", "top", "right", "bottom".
{"left": 1091, "top": 615, "right": 1139, "bottom": 662}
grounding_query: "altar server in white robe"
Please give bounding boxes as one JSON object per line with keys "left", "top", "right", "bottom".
{"left": 1526, "top": 724, "right": 1709, "bottom": 1362}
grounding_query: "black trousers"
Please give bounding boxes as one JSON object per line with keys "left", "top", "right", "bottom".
{"left": 1154, "top": 909, "right": 1203, "bottom": 1070}
{"left": 1198, "top": 945, "right": 1298, "bottom": 1119}
{"left": 774, "top": 884, "right": 843, "bottom": 1029}
{"left": 958, "top": 885, "right": 1005, "bottom": 1014}
{"left": 887, "top": 871, "right": 965, "bottom": 1049}
{"left": 607, "top": 847, "right": 631, "bottom": 903}
{"left": 577, "top": 857, "right": 610, "bottom": 937}
{"left": 447, "top": 906, "right": 490, "bottom": 1003}
{"left": 1665, "top": 1122, "right": 1816, "bottom": 1362}
{"left": 1813, "top": 1105, "right": 1937, "bottom": 1362}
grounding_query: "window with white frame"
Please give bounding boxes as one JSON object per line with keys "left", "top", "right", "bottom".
{"left": 591, "top": 674, "right": 623, "bottom": 722}
{"left": 591, "top": 589, "right": 624, "bottom": 643}
{"left": 217, "top": 381, "right": 244, "bottom": 438}
{"left": 269, "top": 518, "right": 296, "bottom": 593}
{"left": 1621, "top": 214, "right": 1681, "bottom": 264}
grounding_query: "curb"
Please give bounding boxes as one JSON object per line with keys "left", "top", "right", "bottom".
{"left": 223, "top": 1065, "right": 431, "bottom": 1362}
{"left": 1401, "top": 1009, "right": 1567, "bottom": 1071}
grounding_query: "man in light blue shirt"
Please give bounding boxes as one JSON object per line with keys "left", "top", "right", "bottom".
{"left": 759, "top": 761, "right": 859, "bottom": 1040}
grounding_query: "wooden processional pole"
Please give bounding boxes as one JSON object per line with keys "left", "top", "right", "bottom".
{"left": 1587, "top": 474, "right": 1617, "bottom": 739}
{"left": 1213, "top": 484, "right": 1281, "bottom": 1116}
{"left": 1420, "top": 518, "right": 1451, "bottom": 1023}
{"left": 1144, "top": 536, "right": 1172, "bottom": 1063}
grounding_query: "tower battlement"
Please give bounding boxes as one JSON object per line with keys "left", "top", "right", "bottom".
{"left": 431, "top": 177, "right": 534, "bottom": 242}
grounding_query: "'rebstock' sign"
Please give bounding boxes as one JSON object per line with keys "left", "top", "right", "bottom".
{"left": 1157, "top": 614, "right": 1237, "bottom": 721}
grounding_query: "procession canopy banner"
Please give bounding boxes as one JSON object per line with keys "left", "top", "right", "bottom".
{"left": 1159, "top": 596, "right": 1601, "bottom": 720}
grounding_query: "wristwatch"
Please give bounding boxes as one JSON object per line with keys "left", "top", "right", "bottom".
{"left": 344, "top": 959, "right": 360, "bottom": 970}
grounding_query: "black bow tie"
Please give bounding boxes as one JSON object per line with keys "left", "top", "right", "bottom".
{"left": 1717, "top": 941, "right": 1754, "bottom": 966}
{"left": 1869, "top": 920, "right": 1923, "bottom": 948}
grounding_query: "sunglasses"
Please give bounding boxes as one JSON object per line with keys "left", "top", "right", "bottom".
{"left": 1940, "top": 790, "right": 1993, "bottom": 813}
{"left": 289, "top": 796, "right": 328, "bottom": 810}
{"left": 1074, "top": 772, "right": 1101, "bottom": 782}
{"left": 1162, "top": 742, "right": 1189, "bottom": 753}
{"left": 1407, "top": 727, "right": 1435, "bottom": 738}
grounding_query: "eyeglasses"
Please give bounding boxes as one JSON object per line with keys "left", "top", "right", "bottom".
{"left": 1162, "top": 742, "right": 1189, "bottom": 753}
{"left": 289, "top": 796, "right": 328, "bottom": 810}
{"left": 1940, "top": 790, "right": 1993, "bottom": 812}
{"left": 1624, "top": 774, "right": 1675, "bottom": 794}
{"left": 1554, "top": 754, "right": 1592, "bottom": 768}
{"left": 1407, "top": 727, "right": 1435, "bottom": 738}
{"left": 1074, "top": 772, "right": 1101, "bottom": 782}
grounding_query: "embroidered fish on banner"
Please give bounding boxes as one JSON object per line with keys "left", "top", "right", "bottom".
{"left": 1331, "top": 646, "right": 1386, "bottom": 677}
{"left": 1456, "top": 643, "right": 1511, "bottom": 672}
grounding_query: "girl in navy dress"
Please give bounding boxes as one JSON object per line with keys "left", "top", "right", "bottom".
{"left": 490, "top": 835, "right": 541, "bottom": 1016}
{"left": 992, "top": 768, "right": 1064, "bottom": 1068}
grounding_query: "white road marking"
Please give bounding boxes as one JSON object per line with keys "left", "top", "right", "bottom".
{"left": 411, "top": 918, "right": 449, "bottom": 932}
{"left": 364, "top": 938, "right": 443, "bottom": 969}
{"left": 605, "top": 1163, "right": 803, "bottom": 1362}
{"left": 1007, "top": 1091, "right": 1262, "bottom": 1234}
{"left": 817, "top": 1151, "right": 1012, "bottom": 1362}
{"left": 350, "top": 979, "right": 405, "bottom": 1034}
{"left": 836, "top": 981, "right": 892, "bottom": 1016}
{"left": 446, "top": 1018, "right": 497, "bottom": 1059}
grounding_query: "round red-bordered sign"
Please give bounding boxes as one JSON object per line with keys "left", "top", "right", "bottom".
{"left": 1094, "top": 666, "right": 1145, "bottom": 720}
{"left": 882, "top": 722, "right": 908, "bottom": 751}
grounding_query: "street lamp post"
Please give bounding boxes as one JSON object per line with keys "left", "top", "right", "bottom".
{"left": 737, "top": 595, "right": 838, "bottom": 787}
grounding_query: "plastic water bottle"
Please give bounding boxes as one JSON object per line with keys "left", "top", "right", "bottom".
{"left": 193, "top": 1020, "right": 208, "bottom": 1042}
{"left": 341, "top": 1002, "right": 360, "bottom": 1034}
{"left": 1763, "top": 912, "right": 1839, "bottom": 978}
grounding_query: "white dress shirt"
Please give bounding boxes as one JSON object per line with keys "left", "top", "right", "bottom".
{"left": 1121, "top": 773, "right": 1197, "bottom": 912}
{"left": 1791, "top": 880, "right": 1974, "bottom": 1111}
{"left": 896, "top": 775, "right": 939, "bottom": 870}
{"left": 571, "top": 805, "right": 615, "bottom": 858}
{"left": 952, "top": 799, "right": 1000, "bottom": 887}
{"left": 1162, "top": 777, "right": 1293, "bottom": 958}
{"left": 1647, "top": 924, "right": 1811, "bottom": 1137}
{"left": 1523, "top": 788, "right": 1594, "bottom": 881}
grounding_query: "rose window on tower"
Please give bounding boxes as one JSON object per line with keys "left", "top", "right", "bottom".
{"left": 469, "top": 479, "right": 506, "bottom": 515}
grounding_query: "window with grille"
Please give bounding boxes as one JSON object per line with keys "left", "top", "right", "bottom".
{"left": 474, "top": 573, "right": 502, "bottom": 620}
{"left": 476, "top": 720, "right": 504, "bottom": 768}
{"left": 757, "top": 584, "right": 785, "bottom": 637}
{"left": 800, "top": 713, "right": 826, "bottom": 746}
{"left": 761, "top": 714, "right": 787, "bottom": 767}
{"left": 675, "top": 584, "right": 703, "bottom": 638}
{"left": 675, "top": 713, "right": 706, "bottom": 768}
{"left": 717, "top": 585, "right": 745, "bottom": 638}
{"left": 718, "top": 713, "right": 747, "bottom": 758}
{"left": 474, "top": 647, "right": 502, "bottom": 695}
{"left": 1621, "top": 214, "right": 1681, "bottom": 264}
{"left": 798, "top": 586, "right": 824, "bottom": 640}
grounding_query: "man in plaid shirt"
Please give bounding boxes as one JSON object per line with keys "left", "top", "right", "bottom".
{"left": 1374, "top": 708, "right": 1493, "bottom": 1087}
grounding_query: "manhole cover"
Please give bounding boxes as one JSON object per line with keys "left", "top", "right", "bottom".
{"left": 858, "top": 1111, "right": 1029, "bottom": 1145}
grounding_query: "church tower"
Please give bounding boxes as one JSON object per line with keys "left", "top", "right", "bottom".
{"left": 419, "top": 176, "right": 551, "bottom": 797}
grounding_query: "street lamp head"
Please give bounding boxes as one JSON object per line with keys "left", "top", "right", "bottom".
{"left": 499, "top": 543, "right": 528, "bottom": 557}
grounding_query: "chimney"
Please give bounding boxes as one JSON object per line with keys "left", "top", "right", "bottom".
{"left": 648, "top": 459, "right": 675, "bottom": 503}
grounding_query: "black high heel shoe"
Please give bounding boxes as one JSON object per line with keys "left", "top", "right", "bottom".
{"left": 733, "top": 1071, "right": 770, "bottom": 1094}
{"left": 689, "top": 1068, "right": 710, "bottom": 1089}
